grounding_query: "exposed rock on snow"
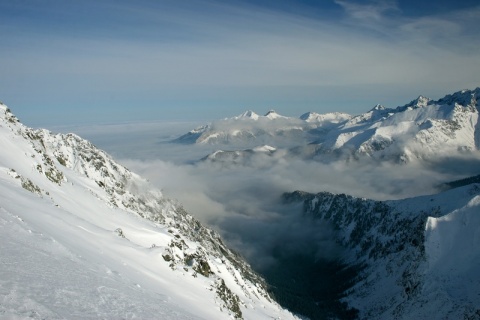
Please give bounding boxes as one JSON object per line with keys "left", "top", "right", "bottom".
{"left": 0, "top": 104, "right": 296, "bottom": 320}
{"left": 283, "top": 184, "right": 480, "bottom": 319}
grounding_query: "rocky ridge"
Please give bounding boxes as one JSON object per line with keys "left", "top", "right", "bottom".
{"left": 0, "top": 104, "right": 295, "bottom": 319}
{"left": 282, "top": 184, "right": 480, "bottom": 319}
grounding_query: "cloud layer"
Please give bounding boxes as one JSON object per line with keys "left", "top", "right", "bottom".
{"left": 69, "top": 117, "right": 478, "bottom": 271}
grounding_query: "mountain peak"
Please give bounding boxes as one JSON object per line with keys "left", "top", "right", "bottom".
{"left": 235, "top": 110, "right": 259, "bottom": 120}
{"left": 436, "top": 88, "right": 480, "bottom": 108}
{"left": 299, "top": 111, "right": 316, "bottom": 121}
{"left": 371, "top": 104, "right": 387, "bottom": 111}
{"left": 412, "top": 95, "right": 430, "bottom": 107}
{"left": 399, "top": 95, "right": 431, "bottom": 110}
{"left": 264, "top": 110, "right": 285, "bottom": 119}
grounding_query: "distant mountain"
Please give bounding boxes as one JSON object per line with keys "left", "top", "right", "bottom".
{"left": 200, "top": 145, "right": 280, "bottom": 168}
{"left": 315, "top": 88, "right": 480, "bottom": 162}
{"left": 280, "top": 183, "right": 480, "bottom": 319}
{"left": 175, "top": 88, "right": 480, "bottom": 164}
{"left": 0, "top": 105, "right": 296, "bottom": 319}
{"left": 173, "top": 109, "right": 351, "bottom": 148}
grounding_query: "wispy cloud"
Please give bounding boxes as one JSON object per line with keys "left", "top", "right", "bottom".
{"left": 335, "top": 0, "right": 480, "bottom": 50}
{"left": 1, "top": 0, "right": 479, "bottom": 125}
{"left": 335, "top": 0, "right": 399, "bottom": 22}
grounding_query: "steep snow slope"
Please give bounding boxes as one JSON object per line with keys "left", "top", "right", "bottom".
{"left": 0, "top": 104, "right": 296, "bottom": 320}
{"left": 283, "top": 184, "right": 480, "bottom": 319}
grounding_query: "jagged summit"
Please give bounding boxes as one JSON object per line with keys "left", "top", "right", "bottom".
{"left": 408, "top": 95, "right": 430, "bottom": 108}
{"left": 371, "top": 104, "right": 387, "bottom": 111}
{"left": 235, "top": 110, "right": 260, "bottom": 120}
{"left": 436, "top": 87, "right": 479, "bottom": 107}
{"left": 367, "top": 88, "right": 479, "bottom": 116}
{"left": 397, "top": 88, "right": 479, "bottom": 111}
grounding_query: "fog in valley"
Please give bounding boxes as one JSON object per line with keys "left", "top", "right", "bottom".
{"left": 60, "top": 117, "right": 480, "bottom": 318}
{"left": 63, "top": 119, "right": 478, "bottom": 267}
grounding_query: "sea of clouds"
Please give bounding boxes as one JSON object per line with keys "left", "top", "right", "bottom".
{"left": 59, "top": 118, "right": 480, "bottom": 272}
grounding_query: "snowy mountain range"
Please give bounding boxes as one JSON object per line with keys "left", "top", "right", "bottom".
{"left": 176, "top": 88, "right": 480, "bottom": 164}
{"left": 173, "top": 109, "right": 351, "bottom": 149}
{"left": 281, "top": 183, "right": 480, "bottom": 319}
{"left": 0, "top": 105, "right": 296, "bottom": 319}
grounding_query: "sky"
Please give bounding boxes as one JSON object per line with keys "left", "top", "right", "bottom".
{"left": 1, "top": 0, "right": 479, "bottom": 126}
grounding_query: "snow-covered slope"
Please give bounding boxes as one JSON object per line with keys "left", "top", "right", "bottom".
{"left": 283, "top": 184, "right": 480, "bottom": 319}
{"left": 0, "top": 105, "right": 296, "bottom": 319}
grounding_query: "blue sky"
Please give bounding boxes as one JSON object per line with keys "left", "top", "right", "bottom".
{"left": 1, "top": 0, "right": 479, "bottom": 126}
